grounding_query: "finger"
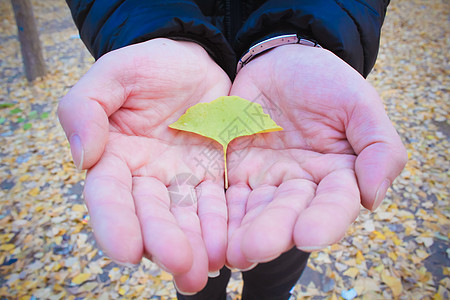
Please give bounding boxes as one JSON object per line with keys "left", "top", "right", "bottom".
{"left": 241, "top": 179, "right": 316, "bottom": 263}
{"left": 84, "top": 153, "right": 143, "bottom": 265}
{"left": 168, "top": 179, "right": 208, "bottom": 294}
{"left": 197, "top": 180, "right": 227, "bottom": 274}
{"left": 226, "top": 185, "right": 276, "bottom": 269}
{"left": 133, "top": 177, "right": 193, "bottom": 275}
{"left": 229, "top": 66, "right": 260, "bottom": 98}
{"left": 226, "top": 183, "right": 251, "bottom": 242}
{"left": 172, "top": 241, "right": 208, "bottom": 295}
{"left": 294, "top": 169, "right": 360, "bottom": 251}
{"left": 57, "top": 53, "right": 130, "bottom": 170}
{"left": 346, "top": 86, "right": 407, "bottom": 210}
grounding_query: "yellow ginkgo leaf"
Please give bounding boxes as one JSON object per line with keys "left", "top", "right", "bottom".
{"left": 169, "top": 96, "right": 283, "bottom": 188}
{"left": 71, "top": 273, "right": 92, "bottom": 285}
{"left": 381, "top": 270, "right": 403, "bottom": 297}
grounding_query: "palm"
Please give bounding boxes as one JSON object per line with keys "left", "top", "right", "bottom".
{"left": 59, "top": 39, "right": 231, "bottom": 293}
{"left": 225, "top": 45, "right": 406, "bottom": 269}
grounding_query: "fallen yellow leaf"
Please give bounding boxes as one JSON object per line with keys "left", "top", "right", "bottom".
{"left": 53, "top": 263, "right": 62, "bottom": 272}
{"left": 72, "top": 223, "right": 84, "bottom": 234}
{"left": 354, "top": 277, "right": 379, "bottom": 294}
{"left": 72, "top": 204, "right": 85, "bottom": 212}
{"left": 34, "top": 206, "right": 44, "bottom": 212}
{"left": 71, "top": 273, "right": 91, "bottom": 285}
{"left": 381, "top": 270, "right": 402, "bottom": 298}
{"left": 370, "top": 230, "right": 386, "bottom": 240}
{"left": 388, "top": 252, "right": 398, "bottom": 262}
{"left": 434, "top": 293, "right": 442, "bottom": 300}
{"left": 343, "top": 267, "right": 359, "bottom": 278}
{"left": 159, "top": 270, "right": 173, "bottom": 281}
{"left": 392, "top": 236, "right": 402, "bottom": 246}
{"left": 374, "top": 264, "right": 385, "bottom": 273}
{"left": 0, "top": 234, "right": 14, "bottom": 243}
{"left": 0, "top": 244, "right": 15, "bottom": 251}
{"left": 120, "top": 275, "right": 129, "bottom": 283}
{"left": 28, "top": 187, "right": 40, "bottom": 197}
{"left": 135, "top": 285, "right": 146, "bottom": 294}
{"left": 118, "top": 287, "right": 126, "bottom": 295}
{"left": 19, "top": 174, "right": 30, "bottom": 182}
{"left": 169, "top": 96, "right": 282, "bottom": 188}
{"left": 356, "top": 250, "right": 365, "bottom": 264}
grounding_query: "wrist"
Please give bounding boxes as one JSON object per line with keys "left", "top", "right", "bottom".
{"left": 236, "top": 34, "right": 321, "bottom": 74}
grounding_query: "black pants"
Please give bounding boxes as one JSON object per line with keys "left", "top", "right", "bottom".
{"left": 177, "top": 248, "right": 310, "bottom": 300}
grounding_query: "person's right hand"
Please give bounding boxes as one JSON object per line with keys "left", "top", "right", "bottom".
{"left": 58, "top": 39, "right": 231, "bottom": 294}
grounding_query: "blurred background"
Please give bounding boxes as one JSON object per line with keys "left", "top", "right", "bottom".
{"left": 0, "top": 0, "right": 448, "bottom": 299}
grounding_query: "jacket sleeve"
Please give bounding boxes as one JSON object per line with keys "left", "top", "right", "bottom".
{"left": 66, "top": 0, "right": 236, "bottom": 77}
{"left": 235, "top": 0, "right": 390, "bottom": 77}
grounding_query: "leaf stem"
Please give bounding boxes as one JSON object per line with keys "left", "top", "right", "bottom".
{"left": 223, "top": 145, "right": 228, "bottom": 189}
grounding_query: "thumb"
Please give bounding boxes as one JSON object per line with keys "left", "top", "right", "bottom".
{"left": 57, "top": 53, "right": 129, "bottom": 170}
{"left": 57, "top": 95, "right": 109, "bottom": 171}
{"left": 355, "top": 142, "right": 406, "bottom": 211}
{"left": 346, "top": 87, "right": 407, "bottom": 211}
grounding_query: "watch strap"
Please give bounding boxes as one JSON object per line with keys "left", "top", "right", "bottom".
{"left": 236, "top": 34, "right": 321, "bottom": 74}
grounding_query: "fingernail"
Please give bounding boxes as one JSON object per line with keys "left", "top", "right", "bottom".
{"left": 248, "top": 253, "right": 279, "bottom": 263}
{"left": 173, "top": 281, "right": 197, "bottom": 296}
{"left": 372, "top": 179, "right": 391, "bottom": 211}
{"left": 297, "top": 245, "right": 325, "bottom": 252}
{"left": 238, "top": 263, "right": 257, "bottom": 272}
{"left": 152, "top": 257, "right": 171, "bottom": 273}
{"left": 208, "top": 270, "right": 220, "bottom": 278}
{"left": 115, "top": 260, "right": 139, "bottom": 268}
{"left": 69, "top": 133, "right": 84, "bottom": 171}
{"left": 225, "top": 262, "right": 234, "bottom": 269}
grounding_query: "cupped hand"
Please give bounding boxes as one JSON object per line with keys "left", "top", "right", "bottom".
{"left": 58, "top": 39, "right": 231, "bottom": 293}
{"left": 225, "top": 45, "right": 407, "bottom": 269}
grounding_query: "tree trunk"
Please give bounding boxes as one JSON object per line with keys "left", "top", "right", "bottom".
{"left": 11, "top": 0, "right": 46, "bottom": 81}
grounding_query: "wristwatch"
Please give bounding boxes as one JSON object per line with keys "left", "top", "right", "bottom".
{"left": 236, "top": 34, "right": 322, "bottom": 74}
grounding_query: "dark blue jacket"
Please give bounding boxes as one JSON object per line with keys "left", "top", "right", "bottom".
{"left": 67, "top": 0, "right": 390, "bottom": 78}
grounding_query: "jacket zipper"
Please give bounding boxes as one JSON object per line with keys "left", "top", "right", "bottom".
{"left": 225, "top": 0, "right": 241, "bottom": 42}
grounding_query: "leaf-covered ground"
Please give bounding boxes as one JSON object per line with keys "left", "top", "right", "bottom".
{"left": 0, "top": 0, "right": 448, "bottom": 299}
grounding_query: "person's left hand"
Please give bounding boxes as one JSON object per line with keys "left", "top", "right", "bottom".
{"left": 225, "top": 45, "right": 407, "bottom": 270}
